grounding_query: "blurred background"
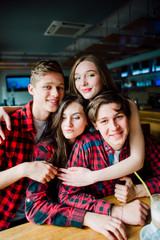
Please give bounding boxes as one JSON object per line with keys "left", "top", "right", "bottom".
{"left": 0, "top": 0, "right": 160, "bottom": 142}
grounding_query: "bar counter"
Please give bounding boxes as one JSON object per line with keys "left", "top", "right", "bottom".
{"left": 0, "top": 195, "right": 151, "bottom": 240}
{"left": 139, "top": 110, "right": 160, "bottom": 144}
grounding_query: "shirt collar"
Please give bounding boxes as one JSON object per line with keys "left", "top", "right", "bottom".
{"left": 21, "top": 100, "right": 36, "bottom": 132}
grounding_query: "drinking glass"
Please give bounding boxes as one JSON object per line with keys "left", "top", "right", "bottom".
{"left": 150, "top": 194, "right": 160, "bottom": 240}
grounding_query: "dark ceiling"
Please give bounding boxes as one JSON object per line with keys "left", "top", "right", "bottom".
{"left": 0, "top": 0, "right": 160, "bottom": 71}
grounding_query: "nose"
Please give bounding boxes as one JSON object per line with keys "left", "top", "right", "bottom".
{"left": 51, "top": 87, "right": 59, "bottom": 97}
{"left": 109, "top": 119, "right": 119, "bottom": 131}
{"left": 65, "top": 118, "right": 73, "bottom": 127}
{"left": 81, "top": 76, "right": 88, "bottom": 86}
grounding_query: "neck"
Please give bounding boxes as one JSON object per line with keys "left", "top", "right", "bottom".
{"left": 32, "top": 103, "right": 50, "bottom": 121}
{"left": 68, "top": 138, "right": 75, "bottom": 145}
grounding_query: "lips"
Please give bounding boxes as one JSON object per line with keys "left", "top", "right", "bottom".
{"left": 48, "top": 99, "right": 59, "bottom": 105}
{"left": 81, "top": 88, "right": 92, "bottom": 93}
{"left": 110, "top": 131, "right": 123, "bottom": 138}
{"left": 65, "top": 129, "right": 74, "bottom": 133}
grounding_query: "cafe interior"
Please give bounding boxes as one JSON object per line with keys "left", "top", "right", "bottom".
{"left": 0, "top": 1, "right": 160, "bottom": 238}
{"left": 1, "top": 0, "right": 159, "bottom": 144}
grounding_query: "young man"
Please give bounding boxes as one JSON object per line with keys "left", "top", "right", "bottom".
{"left": 59, "top": 91, "right": 160, "bottom": 226}
{"left": 0, "top": 63, "right": 127, "bottom": 240}
{"left": 0, "top": 60, "right": 65, "bottom": 230}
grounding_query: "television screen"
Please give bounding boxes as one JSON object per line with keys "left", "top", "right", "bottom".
{"left": 6, "top": 76, "right": 30, "bottom": 92}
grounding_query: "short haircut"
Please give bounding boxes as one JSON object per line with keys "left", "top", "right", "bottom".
{"left": 30, "top": 60, "right": 64, "bottom": 86}
{"left": 87, "top": 90, "right": 131, "bottom": 124}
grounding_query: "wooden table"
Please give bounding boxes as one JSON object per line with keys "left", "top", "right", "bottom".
{"left": 0, "top": 195, "right": 151, "bottom": 240}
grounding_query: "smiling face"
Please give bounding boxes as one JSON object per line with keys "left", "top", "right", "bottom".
{"left": 61, "top": 102, "right": 88, "bottom": 144}
{"left": 95, "top": 103, "right": 129, "bottom": 151}
{"left": 28, "top": 72, "right": 65, "bottom": 121}
{"left": 74, "top": 61, "right": 103, "bottom": 99}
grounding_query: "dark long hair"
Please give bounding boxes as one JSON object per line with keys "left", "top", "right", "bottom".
{"left": 41, "top": 93, "right": 89, "bottom": 169}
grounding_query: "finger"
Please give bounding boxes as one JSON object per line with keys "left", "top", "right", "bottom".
{"left": 51, "top": 167, "right": 58, "bottom": 175}
{"left": 45, "top": 175, "right": 54, "bottom": 183}
{"left": 116, "top": 196, "right": 127, "bottom": 203}
{"left": 114, "top": 193, "right": 127, "bottom": 203}
{"left": 49, "top": 171, "right": 57, "bottom": 179}
{"left": 58, "top": 168, "right": 69, "bottom": 173}
{"left": 124, "top": 178, "right": 132, "bottom": 187}
{"left": 67, "top": 167, "right": 79, "bottom": 171}
{"left": 5, "top": 116, "right": 11, "bottom": 131}
{"left": 105, "top": 223, "right": 125, "bottom": 240}
{"left": 0, "top": 128, "right": 5, "bottom": 141}
{"left": 141, "top": 202, "right": 150, "bottom": 210}
{"left": 141, "top": 204, "right": 149, "bottom": 217}
{"left": 119, "top": 177, "right": 127, "bottom": 182}
{"left": 115, "top": 184, "right": 127, "bottom": 193}
{"left": 100, "top": 230, "right": 115, "bottom": 240}
{"left": 110, "top": 219, "right": 127, "bottom": 240}
{"left": 57, "top": 173, "right": 70, "bottom": 180}
{"left": 62, "top": 181, "right": 71, "bottom": 186}
{"left": 45, "top": 163, "right": 58, "bottom": 175}
{"left": 115, "top": 187, "right": 128, "bottom": 196}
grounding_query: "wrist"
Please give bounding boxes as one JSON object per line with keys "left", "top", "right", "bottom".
{"left": 83, "top": 212, "right": 92, "bottom": 227}
{"left": 20, "top": 162, "right": 30, "bottom": 178}
{"left": 91, "top": 170, "right": 99, "bottom": 184}
{"left": 135, "top": 184, "right": 148, "bottom": 198}
{"left": 110, "top": 205, "right": 122, "bottom": 220}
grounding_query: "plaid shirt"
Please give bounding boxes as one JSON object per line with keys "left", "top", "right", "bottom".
{"left": 58, "top": 131, "right": 160, "bottom": 215}
{"left": 0, "top": 100, "right": 37, "bottom": 231}
{"left": 25, "top": 141, "right": 86, "bottom": 229}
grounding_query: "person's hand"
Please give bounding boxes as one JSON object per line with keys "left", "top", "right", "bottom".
{"left": 122, "top": 200, "right": 149, "bottom": 225}
{"left": 83, "top": 212, "right": 127, "bottom": 240}
{"left": 58, "top": 167, "right": 95, "bottom": 187}
{"left": 111, "top": 199, "right": 149, "bottom": 226}
{"left": 24, "top": 161, "right": 58, "bottom": 183}
{"left": 114, "top": 177, "right": 137, "bottom": 203}
{"left": 0, "top": 107, "right": 11, "bottom": 143}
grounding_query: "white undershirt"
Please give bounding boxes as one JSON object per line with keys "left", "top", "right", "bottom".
{"left": 33, "top": 118, "right": 47, "bottom": 143}
{"left": 113, "top": 150, "right": 120, "bottom": 165}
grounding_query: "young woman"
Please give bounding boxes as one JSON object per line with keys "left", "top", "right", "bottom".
{"left": 25, "top": 94, "right": 127, "bottom": 240}
{"left": 58, "top": 55, "right": 145, "bottom": 187}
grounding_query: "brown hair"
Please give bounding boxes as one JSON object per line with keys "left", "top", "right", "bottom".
{"left": 41, "top": 93, "right": 89, "bottom": 168}
{"left": 87, "top": 90, "right": 131, "bottom": 124}
{"left": 30, "top": 60, "right": 64, "bottom": 86}
{"left": 69, "top": 55, "right": 118, "bottom": 96}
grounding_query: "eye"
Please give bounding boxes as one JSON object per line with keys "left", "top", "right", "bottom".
{"left": 115, "top": 115, "right": 123, "bottom": 120}
{"left": 43, "top": 86, "right": 51, "bottom": 89}
{"left": 75, "top": 76, "right": 81, "bottom": 81}
{"left": 99, "top": 119, "right": 108, "bottom": 124}
{"left": 61, "top": 115, "right": 66, "bottom": 120}
{"left": 57, "top": 86, "right": 64, "bottom": 91}
{"left": 87, "top": 73, "right": 95, "bottom": 78}
{"left": 73, "top": 116, "right": 80, "bottom": 120}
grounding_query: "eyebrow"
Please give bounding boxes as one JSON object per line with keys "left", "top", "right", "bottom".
{"left": 63, "top": 112, "right": 82, "bottom": 116}
{"left": 45, "top": 81, "right": 64, "bottom": 85}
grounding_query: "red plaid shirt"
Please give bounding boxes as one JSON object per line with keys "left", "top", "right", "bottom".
{"left": 0, "top": 100, "right": 37, "bottom": 231}
{"left": 25, "top": 141, "right": 86, "bottom": 228}
{"left": 58, "top": 132, "right": 160, "bottom": 215}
